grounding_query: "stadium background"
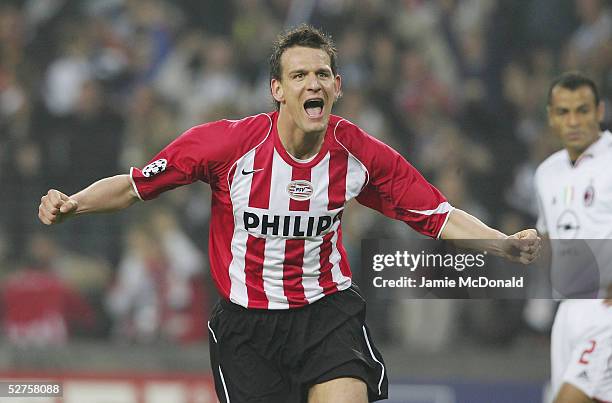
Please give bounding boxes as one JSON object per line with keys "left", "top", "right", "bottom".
{"left": 0, "top": 0, "right": 611, "bottom": 402}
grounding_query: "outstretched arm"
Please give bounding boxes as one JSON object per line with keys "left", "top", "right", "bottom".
{"left": 440, "top": 209, "right": 541, "bottom": 264}
{"left": 38, "top": 174, "right": 139, "bottom": 225}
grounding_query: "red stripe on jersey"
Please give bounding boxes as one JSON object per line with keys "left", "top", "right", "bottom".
{"left": 283, "top": 239, "right": 307, "bottom": 307}
{"left": 208, "top": 192, "right": 235, "bottom": 300}
{"left": 318, "top": 232, "right": 338, "bottom": 295}
{"left": 245, "top": 235, "right": 268, "bottom": 309}
{"left": 284, "top": 166, "right": 311, "bottom": 306}
{"left": 289, "top": 167, "right": 311, "bottom": 211}
{"left": 248, "top": 142, "right": 274, "bottom": 209}
{"left": 336, "top": 226, "right": 352, "bottom": 278}
{"left": 328, "top": 149, "right": 348, "bottom": 210}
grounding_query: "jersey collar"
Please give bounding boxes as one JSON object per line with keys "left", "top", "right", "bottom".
{"left": 271, "top": 111, "right": 332, "bottom": 168}
{"left": 568, "top": 131, "right": 611, "bottom": 167}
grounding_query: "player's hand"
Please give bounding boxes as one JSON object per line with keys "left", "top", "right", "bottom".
{"left": 504, "top": 229, "right": 541, "bottom": 264}
{"left": 38, "top": 189, "right": 78, "bottom": 225}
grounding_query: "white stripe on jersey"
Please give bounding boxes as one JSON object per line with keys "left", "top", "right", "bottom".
{"left": 333, "top": 119, "right": 370, "bottom": 190}
{"left": 227, "top": 150, "right": 255, "bottom": 306}
{"left": 309, "top": 152, "right": 330, "bottom": 212}
{"left": 301, "top": 153, "right": 331, "bottom": 303}
{"left": 262, "top": 240, "right": 289, "bottom": 309}
{"left": 262, "top": 150, "right": 293, "bottom": 308}
{"left": 329, "top": 226, "right": 351, "bottom": 291}
{"left": 408, "top": 201, "right": 453, "bottom": 216}
{"left": 323, "top": 151, "right": 366, "bottom": 291}
{"left": 346, "top": 151, "right": 369, "bottom": 201}
{"left": 302, "top": 237, "right": 326, "bottom": 304}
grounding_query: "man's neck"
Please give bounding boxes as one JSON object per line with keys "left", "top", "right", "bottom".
{"left": 568, "top": 132, "right": 602, "bottom": 163}
{"left": 277, "top": 112, "right": 326, "bottom": 160}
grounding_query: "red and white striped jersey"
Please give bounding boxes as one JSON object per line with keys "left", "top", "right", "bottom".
{"left": 130, "top": 112, "right": 452, "bottom": 309}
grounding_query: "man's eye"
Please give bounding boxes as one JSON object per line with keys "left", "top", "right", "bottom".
{"left": 318, "top": 72, "right": 330, "bottom": 78}
{"left": 294, "top": 73, "right": 304, "bottom": 79}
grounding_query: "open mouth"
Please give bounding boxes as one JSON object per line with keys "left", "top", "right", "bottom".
{"left": 304, "top": 98, "right": 324, "bottom": 118}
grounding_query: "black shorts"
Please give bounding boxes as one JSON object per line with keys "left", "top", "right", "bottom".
{"left": 207, "top": 285, "right": 388, "bottom": 403}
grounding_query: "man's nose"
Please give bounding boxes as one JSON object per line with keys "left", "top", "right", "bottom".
{"left": 306, "top": 73, "right": 322, "bottom": 91}
{"left": 567, "top": 112, "right": 579, "bottom": 126}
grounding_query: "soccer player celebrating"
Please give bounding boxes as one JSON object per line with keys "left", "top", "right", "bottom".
{"left": 535, "top": 72, "right": 612, "bottom": 403}
{"left": 39, "top": 25, "right": 540, "bottom": 403}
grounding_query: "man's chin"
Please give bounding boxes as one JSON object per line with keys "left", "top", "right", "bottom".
{"left": 563, "top": 139, "right": 588, "bottom": 149}
{"left": 308, "top": 125, "right": 327, "bottom": 135}
{"left": 302, "top": 118, "right": 328, "bottom": 134}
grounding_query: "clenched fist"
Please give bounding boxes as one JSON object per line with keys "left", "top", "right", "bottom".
{"left": 38, "top": 189, "right": 79, "bottom": 225}
{"left": 505, "top": 228, "right": 542, "bottom": 264}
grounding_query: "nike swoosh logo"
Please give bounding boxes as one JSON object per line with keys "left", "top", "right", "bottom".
{"left": 241, "top": 168, "right": 264, "bottom": 175}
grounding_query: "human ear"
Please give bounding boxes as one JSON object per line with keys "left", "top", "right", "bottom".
{"left": 271, "top": 79, "right": 284, "bottom": 104}
{"left": 597, "top": 101, "right": 605, "bottom": 122}
{"left": 334, "top": 74, "right": 342, "bottom": 102}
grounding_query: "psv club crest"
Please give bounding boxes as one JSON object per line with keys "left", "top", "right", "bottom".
{"left": 287, "top": 180, "right": 314, "bottom": 201}
{"left": 142, "top": 159, "right": 167, "bottom": 177}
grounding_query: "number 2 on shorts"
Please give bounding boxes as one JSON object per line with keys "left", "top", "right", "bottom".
{"left": 579, "top": 340, "right": 597, "bottom": 364}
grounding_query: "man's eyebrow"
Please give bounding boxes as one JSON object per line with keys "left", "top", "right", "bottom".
{"left": 287, "top": 69, "right": 305, "bottom": 75}
{"left": 554, "top": 103, "right": 591, "bottom": 111}
{"left": 287, "top": 67, "right": 332, "bottom": 75}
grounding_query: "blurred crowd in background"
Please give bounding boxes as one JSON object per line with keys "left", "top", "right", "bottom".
{"left": 0, "top": 0, "right": 611, "bottom": 351}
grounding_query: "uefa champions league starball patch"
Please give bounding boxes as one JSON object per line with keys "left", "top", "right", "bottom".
{"left": 142, "top": 159, "right": 167, "bottom": 177}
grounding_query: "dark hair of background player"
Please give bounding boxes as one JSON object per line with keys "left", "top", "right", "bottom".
{"left": 547, "top": 71, "right": 600, "bottom": 106}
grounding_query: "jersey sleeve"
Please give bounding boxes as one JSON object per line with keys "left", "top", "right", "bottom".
{"left": 352, "top": 130, "right": 453, "bottom": 239}
{"left": 130, "top": 120, "right": 235, "bottom": 200}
